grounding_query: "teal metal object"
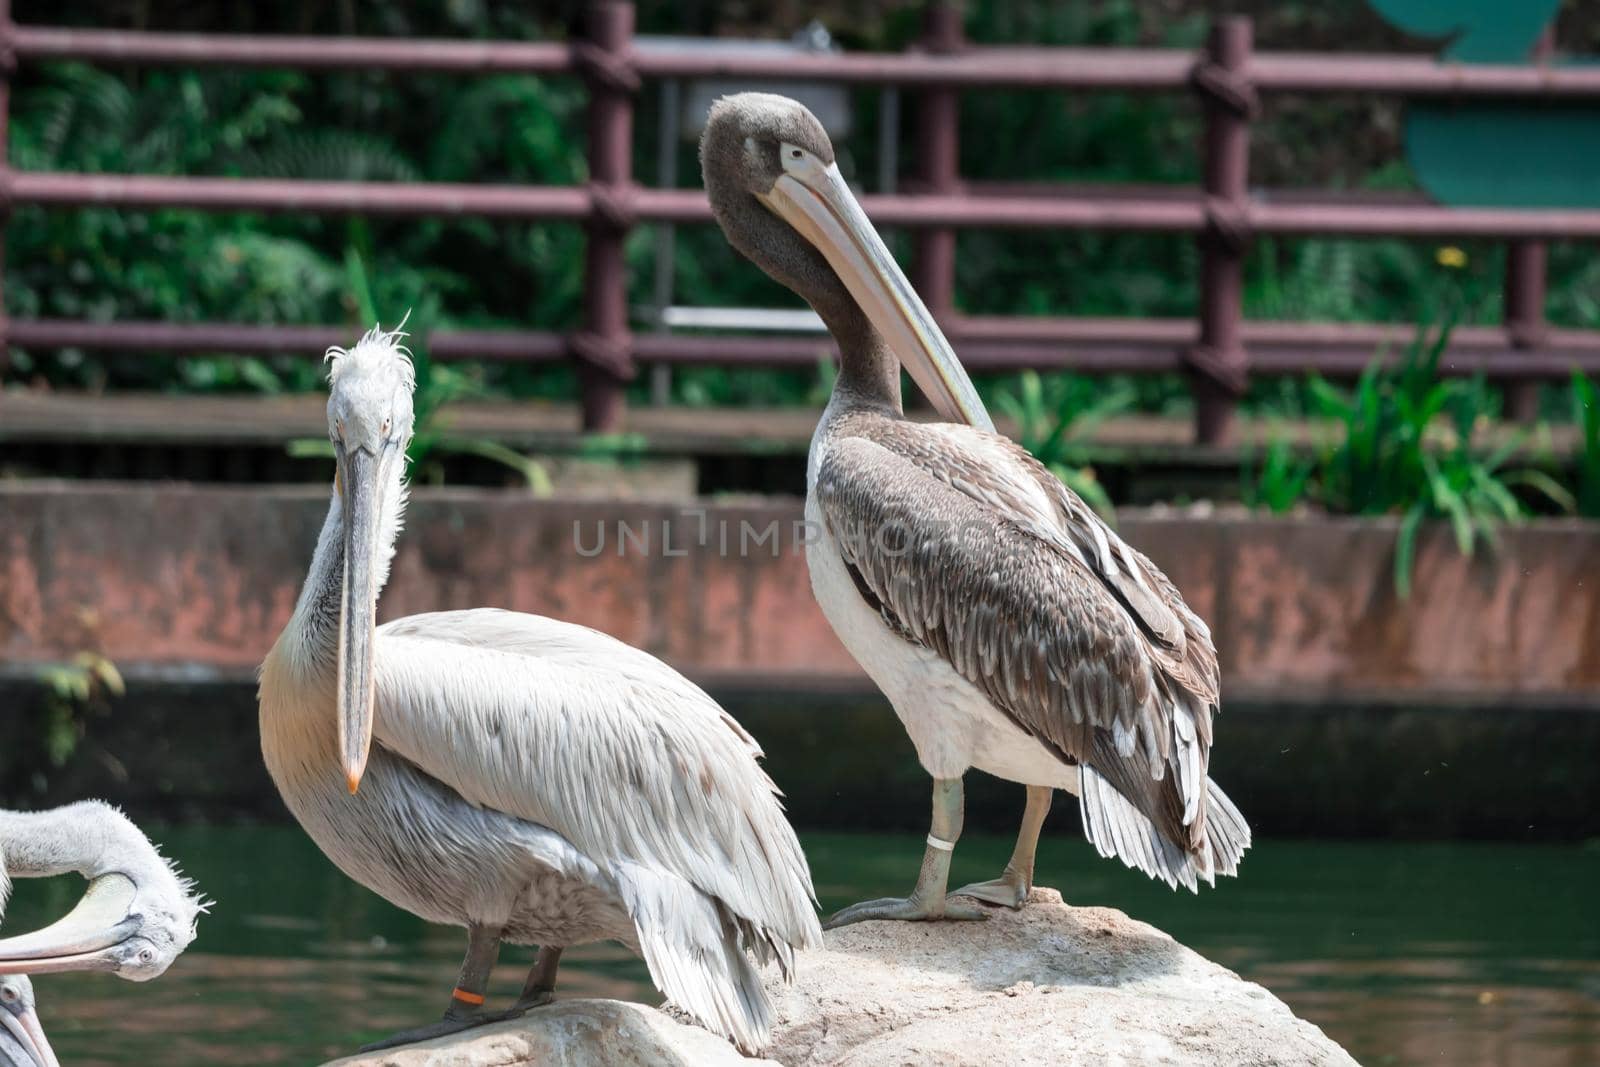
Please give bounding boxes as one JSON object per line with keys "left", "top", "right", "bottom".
{"left": 1368, "top": 0, "right": 1600, "bottom": 209}
{"left": 1367, "top": 0, "right": 1562, "bottom": 62}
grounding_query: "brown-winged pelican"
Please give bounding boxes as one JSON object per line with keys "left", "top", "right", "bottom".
{"left": 0, "top": 801, "right": 203, "bottom": 979}
{"left": 701, "top": 94, "right": 1249, "bottom": 927}
{"left": 258, "top": 325, "right": 820, "bottom": 1053}
{"left": 0, "top": 976, "right": 55, "bottom": 1067}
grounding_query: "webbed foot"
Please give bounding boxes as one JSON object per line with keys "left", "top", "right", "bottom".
{"left": 823, "top": 895, "right": 989, "bottom": 929}
{"left": 507, "top": 989, "right": 555, "bottom": 1015}
{"left": 357, "top": 1007, "right": 521, "bottom": 1053}
{"left": 952, "top": 871, "right": 1031, "bottom": 909}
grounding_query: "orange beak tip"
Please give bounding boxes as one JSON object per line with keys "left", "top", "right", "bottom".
{"left": 346, "top": 770, "right": 363, "bottom": 795}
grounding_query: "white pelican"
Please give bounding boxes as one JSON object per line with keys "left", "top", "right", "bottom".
{"left": 258, "top": 325, "right": 820, "bottom": 1053}
{"left": 0, "top": 801, "right": 202, "bottom": 979}
{"left": 701, "top": 94, "right": 1250, "bottom": 927}
{"left": 0, "top": 801, "right": 204, "bottom": 1067}
{"left": 0, "top": 976, "right": 54, "bottom": 1067}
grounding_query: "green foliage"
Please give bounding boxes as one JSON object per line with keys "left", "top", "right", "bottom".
{"left": 5, "top": 51, "right": 587, "bottom": 394}
{"left": 1242, "top": 436, "right": 1315, "bottom": 515}
{"left": 1573, "top": 371, "right": 1600, "bottom": 518}
{"left": 1253, "top": 325, "right": 1572, "bottom": 596}
{"left": 994, "top": 370, "right": 1133, "bottom": 519}
{"left": 6, "top": 0, "right": 1600, "bottom": 434}
{"left": 35, "top": 651, "right": 124, "bottom": 768}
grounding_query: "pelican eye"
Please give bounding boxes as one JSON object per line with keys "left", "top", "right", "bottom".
{"left": 381, "top": 417, "right": 391, "bottom": 437}
{"left": 0, "top": 985, "right": 16, "bottom": 1003}
{"left": 138, "top": 947, "right": 156, "bottom": 965}
{"left": 789, "top": 148, "right": 802, "bottom": 159}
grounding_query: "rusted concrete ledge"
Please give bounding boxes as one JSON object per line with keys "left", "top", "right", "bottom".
{"left": 2, "top": 482, "right": 1597, "bottom": 833}
{"left": 2, "top": 482, "right": 1598, "bottom": 704}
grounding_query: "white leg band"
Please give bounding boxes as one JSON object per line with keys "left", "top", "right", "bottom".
{"left": 925, "top": 834, "right": 956, "bottom": 852}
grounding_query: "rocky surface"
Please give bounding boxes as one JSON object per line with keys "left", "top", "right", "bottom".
{"left": 761, "top": 888, "right": 1357, "bottom": 1066}
{"left": 325, "top": 999, "right": 778, "bottom": 1067}
{"left": 328, "top": 889, "right": 1357, "bottom": 1067}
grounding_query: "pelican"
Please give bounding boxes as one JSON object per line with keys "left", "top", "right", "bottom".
{"left": 0, "top": 976, "right": 54, "bottom": 1067}
{"left": 701, "top": 94, "right": 1250, "bottom": 927}
{"left": 0, "top": 801, "right": 203, "bottom": 979}
{"left": 258, "top": 325, "right": 820, "bottom": 1053}
{"left": 0, "top": 801, "right": 203, "bottom": 1067}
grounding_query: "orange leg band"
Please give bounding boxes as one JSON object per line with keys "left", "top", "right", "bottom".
{"left": 451, "top": 987, "right": 486, "bottom": 1006}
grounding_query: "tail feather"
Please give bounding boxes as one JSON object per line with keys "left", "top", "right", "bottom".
{"left": 1204, "top": 778, "right": 1251, "bottom": 877}
{"left": 1079, "top": 765, "right": 1250, "bottom": 893}
{"left": 616, "top": 865, "right": 775, "bottom": 1054}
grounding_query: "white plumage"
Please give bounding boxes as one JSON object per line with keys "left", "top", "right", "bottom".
{"left": 0, "top": 801, "right": 206, "bottom": 1067}
{"left": 259, "top": 326, "right": 819, "bottom": 1053}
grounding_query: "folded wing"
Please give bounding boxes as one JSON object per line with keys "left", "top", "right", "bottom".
{"left": 371, "top": 609, "right": 820, "bottom": 957}
{"left": 815, "top": 415, "right": 1244, "bottom": 887}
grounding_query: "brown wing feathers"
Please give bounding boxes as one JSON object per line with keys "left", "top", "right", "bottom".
{"left": 816, "top": 415, "right": 1247, "bottom": 886}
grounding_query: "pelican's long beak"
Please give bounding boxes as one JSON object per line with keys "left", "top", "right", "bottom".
{"left": 0, "top": 873, "right": 139, "bottom": 977}
{"left": 337, "top": 443, "right": 386, "bottom": 794}
{"left": 757, "top": 161, "right": 993, "bottom": 431}
{"left": 1, "top": 997, "right": 59, "bottom": 1067}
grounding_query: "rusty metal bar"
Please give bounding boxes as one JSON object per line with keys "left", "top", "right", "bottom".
{"left": 11, "top": 26, "right": 573, "bottom": 72}
{"left": 955, "top": 315, "right": 1600, "bottom": 352}
{"left": 643, "top": 329, "right": 1600, "bottom": 377}
{"left": 18, "top": 171, "right": 1600, "bottom": 240}
{"left": 4, "top": 171, "right": 594, "bottom": 217}
{"left": 637, "top": 46, "right": 1195, "bottom": 88}
{"left": 1, "top": 320, "right": 571, "bottom": 361}
{"left": 17, "top": 316, "right": 1600, "bottom": 377}
{"left": 1244, "top": 201, "right": 1600, "bottom": 239}
{"left": 1503, "top": 28, "right": 1555, "bottom": 423}
{"left": 575, "top": 2, "right": 636, "bottom": 432}
{"left": 1190, "top": 17, "right": 1253, "bottom": 445}
{"left": 17, "top": 24, "right": 1600, "bottom": 99}
{"left": 911, "top": 1, "right": 962, "bottom": 322}
{"left": 8, "top": 320, "right": 351, "bottom": 352}
{"left": 1247, "top": 51, "right": 1600, "bottom": 97}
{"left": 1504, "top": 239, "right": 1548, "bottom": 419}
{"left": 630, "top": 186, "right": 1600, "bottom": 237}
{"left": 11, "top": 10, "right": 1600, "bottom": 411}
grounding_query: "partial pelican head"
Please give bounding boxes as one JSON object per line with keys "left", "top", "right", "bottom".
{"left": 0, "top": 802, "right": 204, "bottom": 982}
{"left": 0, "top": 975, "right": 56, "bottom": 1067}
{"left": 325, "top": 322, "right": 417, "bottom": 793}
{"left": 701, "top": 92, "right": 991, "bottom": 429}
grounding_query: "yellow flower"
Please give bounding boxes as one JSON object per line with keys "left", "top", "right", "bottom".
{"left": 1436, "top": 246, "right": 1467, "bottom": 269}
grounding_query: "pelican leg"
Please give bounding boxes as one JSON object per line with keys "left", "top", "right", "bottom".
{"left": 358, "top": 923, "right": 511, "bottom": 1052}
{"left": 953, "top": 785, "right": 1052, "bottom": 909}
{"left": 509, "top": 946, "right": 563, "bottom": 1012}
{"left": 824, "top": 777, "right": 988, "bottom": 929}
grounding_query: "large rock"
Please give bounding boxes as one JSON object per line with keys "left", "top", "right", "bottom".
{"left": 325, "top": 999, "right": 777, "bottom": 1067}
{"left": 762, "top": 888, "right": 1357, "bottom": 1066}
{"left": 328, "top": 889, "right": 1356, "bottom": 1066}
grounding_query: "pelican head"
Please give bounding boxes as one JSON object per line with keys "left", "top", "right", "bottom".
{"left": 0, "top": 802, "right": 203, "bottom": 982}
{"left": 325, "top": 323, "right": 416, "bottom": 794}
{"left": 700, "top": 92, "right": 990, "bottom": 429}
{"left": 0, "top": 976, "right": 57, "bottom": 1067}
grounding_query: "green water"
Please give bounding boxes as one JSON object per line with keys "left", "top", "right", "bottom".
{"left": 4, "top": 828, "right": 1596, "bottom": 1066}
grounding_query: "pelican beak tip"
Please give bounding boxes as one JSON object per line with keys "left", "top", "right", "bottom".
{"left": 345, "top": 770, "right": 363, "bottom": 795}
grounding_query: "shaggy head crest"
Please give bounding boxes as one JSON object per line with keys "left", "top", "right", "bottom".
{"left": 325, "top": 316, "right": 416, "bottom": 393}
{"left": 323, "top": 315, "right": 418, "bottom": 455}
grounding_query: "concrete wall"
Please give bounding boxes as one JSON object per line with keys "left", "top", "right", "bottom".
{"left": 4, "top": 483, "right": 1597, "bottom": 834}
{"left": 2, "top": 482, "right": 1597, "bottom": 705}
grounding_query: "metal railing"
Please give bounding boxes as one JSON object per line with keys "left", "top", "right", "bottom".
{"left": 4, "top": 2, "right": 1600, "bottom": 441}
